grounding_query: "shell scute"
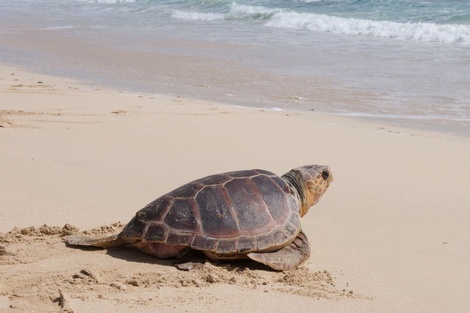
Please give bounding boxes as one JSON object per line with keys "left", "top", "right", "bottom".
{"left": 224, "top": 177, "right": 275, "bottom": 235}
{"left": 166, "top": 232, "right": 194, "bottom": 246}
{"left": 138, "top": 196, "right": 173, "bottom": 222}
{"left": 251, "top": 175, "right": 292, "bottom": 224}
{"left": 272, "top": 227, "right": 290, "bottom": 246}
{"left": 216, "top": 239, "right": 237, "bottom": 253}
{"left": 145, "top": 223, "right": 168, "bottom": 241}
{"left": 191, "top": 234, "right": 218, "bottom": 251}
{"left": 237, "top": 236, "right": 257, "bottom": 253}
{"left": 163, "top": 199, "right": 198, "bottom": 232}
{"left": 196, "top": 185, "right": 240, "bottom": 238}
{"left": 120, "top": 216, "right": 148, "bottom": 239}
{"left": 288, "top": 211, "right": 301, "bottom": 229}
{"left": 284, "top": 222, "right": 299, "bottom": 238}
{"left": 255, "top": 233, "right": 275, "bottom": 251}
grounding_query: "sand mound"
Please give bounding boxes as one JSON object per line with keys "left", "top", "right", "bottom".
{"left": 0, "top": 224, "right": 355, "bottom": 312}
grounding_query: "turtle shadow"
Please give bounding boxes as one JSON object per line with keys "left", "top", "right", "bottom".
{"left": 65, "top": 243, "right": 277, "bottom": 271}
{"left": 105, "top": 246, "right": 276, "bottom": 272}
{"left": 106, "top": 246, "right": 186, "bottom": 267}
{"left": 64, "top": 243, "right": 176, "bottom": 266}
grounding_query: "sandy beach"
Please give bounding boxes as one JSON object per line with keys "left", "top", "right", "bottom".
{"left": 1, "top": 65, "right": 469, "bottom": 312}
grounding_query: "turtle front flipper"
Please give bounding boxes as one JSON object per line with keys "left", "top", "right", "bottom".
{"left": 64, "top": 234, "right": 129, "bottom": 248}
{"left": 247, "top": 231, "right": 311, "bottom": 271}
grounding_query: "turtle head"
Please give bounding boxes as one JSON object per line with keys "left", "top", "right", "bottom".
{"left": 282, "top": 165, "right": 333, "bottom": 217}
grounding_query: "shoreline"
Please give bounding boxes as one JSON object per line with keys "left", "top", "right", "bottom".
{"left": 2, "top": 62, "right": 468, "bottom": 138}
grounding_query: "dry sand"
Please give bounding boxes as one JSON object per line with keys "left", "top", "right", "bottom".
{"left": 1, "top": 66, "right": 469, "bottom": 312}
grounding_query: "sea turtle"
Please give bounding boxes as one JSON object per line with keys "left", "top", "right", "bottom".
{"left": 65, "top": 164, "right": 333, "bottom": 271}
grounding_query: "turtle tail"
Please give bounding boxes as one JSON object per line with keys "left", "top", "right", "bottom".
{"left": 64, "top": 234, "right": 128, "bottom": 248}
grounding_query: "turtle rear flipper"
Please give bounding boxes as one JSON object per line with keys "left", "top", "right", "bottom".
{"left": 65, "top": 234, "right": 128, "bottom": 248}
{"left": 247, "top": 231, "right": 311, "bottom": 271}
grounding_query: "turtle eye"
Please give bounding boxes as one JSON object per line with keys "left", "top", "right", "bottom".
{"left": 321, "top": 170, "right": 329, "bottom": 180}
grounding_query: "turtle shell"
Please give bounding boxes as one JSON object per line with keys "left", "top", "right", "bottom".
{"left": 119, "top": 169, "right": 301, "bottom": 254}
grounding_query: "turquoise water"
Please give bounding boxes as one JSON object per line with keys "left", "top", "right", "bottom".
{"left": 0, "top": 0, "right": 469, "bottom": 134}
{"left": 60, "top": 0, "right": 470, "bottom": 44}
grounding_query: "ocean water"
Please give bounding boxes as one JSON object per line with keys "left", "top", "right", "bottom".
{"left": 1, "top": 0, "right": 469, "bottom": 135}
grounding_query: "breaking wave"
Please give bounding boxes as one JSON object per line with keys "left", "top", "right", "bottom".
{"left": 266, "top": 11, "right": 470, "bottom": 45}
{"left": 168, "top": 2, "right": 470, "bottom": 45}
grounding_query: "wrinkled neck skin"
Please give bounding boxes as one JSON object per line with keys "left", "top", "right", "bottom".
{"left": 282, "top": 170, "right": 314, "bottom": 217}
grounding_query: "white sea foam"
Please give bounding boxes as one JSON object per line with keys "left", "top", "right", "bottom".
{"left": 82, "top": 0, "right": 136, "bottom": 3}
{"left": 171, "top": 3, "right": 280, "bottom": 22}
{"left": 171, "top": 10, "right": 225, "bottom": 21}
{"left": 266, "top": 11, "right": 470, "bottom": 45}
{"left": 299, "top": 0, "right": 335, "bottom": 3}
{"left": 229, "top": 2, "right": 279, "bottom": 15}
{"left": 41, "top": 26, "right": 74, "bottom": 30}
